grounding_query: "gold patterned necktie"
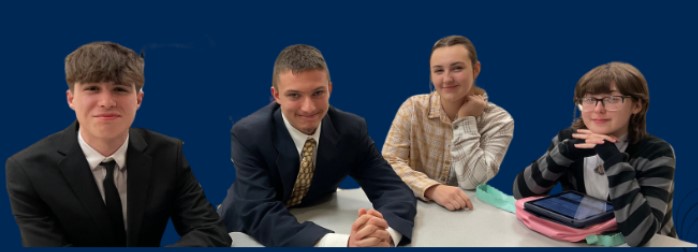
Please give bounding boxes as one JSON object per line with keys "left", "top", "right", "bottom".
{"left": 287, "top": 138, "right": 317, "bottom": 207}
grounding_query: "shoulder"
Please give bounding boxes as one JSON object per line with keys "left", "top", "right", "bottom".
{"left": 326, "top": 106, "right": 367, "bottom": 134}
{"left": 130, "top": 128, "right": 182, "bottom": 149}
{"left": 7, "top": 130, "right": 64, "bottom": 165}
{"left": 232, "top": 103, "right": 277, "bottom": 137}
{"left": 482, "top": 101, "right": 514, "bottom": 127}
{"left": 632, "top": 134, "right": 675, "bottom": 159}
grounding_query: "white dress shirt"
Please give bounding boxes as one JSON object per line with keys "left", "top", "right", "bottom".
{"left": 78, "top": 130, "right": 129, "bottom": 230}
{"left": 281, "top": 114, "right": 401, "bottom": 246}
{"left": 583, "top": 134, "right": 629, "bottom": 200}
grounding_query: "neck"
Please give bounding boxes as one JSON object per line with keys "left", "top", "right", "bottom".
{"left": 440, "top": 97, "right": 464, "bottom": 121}
{"left": 81, "top": 132, "right": 127, "bottom": 157}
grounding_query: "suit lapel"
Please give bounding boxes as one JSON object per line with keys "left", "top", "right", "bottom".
{"left": 316, "top": 110, "right": 339, "bottom": 180}
{"left": 273, "top": 108, "right": 301, "bottom": 201}
{"left": 56, "top": 122, "right": 115, "bottom": 238}
{"left": 125, "top": 129, "right": 152, "bottom": 245}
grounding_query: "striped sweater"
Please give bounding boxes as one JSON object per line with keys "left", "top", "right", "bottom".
{"left": 513, "top": 128, "right": 676, "bottom": 246}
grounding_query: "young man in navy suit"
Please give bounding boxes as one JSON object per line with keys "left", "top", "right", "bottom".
{"left": 218, "top": 44, "right": 416, "bottom": 247}
{"left": 5, "top": 42, "right": 231, "bottom": 247}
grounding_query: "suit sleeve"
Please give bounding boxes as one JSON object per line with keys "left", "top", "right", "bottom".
{"left": 351, "top": 119, "right": 416, "bottom": 245}
{"left": 169, "top": 142, "right": 231, "bottom": 247}
{"left": 218, "top": 129, "right": 331, "bottom": 247}
{"left": 6, "top": 157, "right": 71, "bottom": 247}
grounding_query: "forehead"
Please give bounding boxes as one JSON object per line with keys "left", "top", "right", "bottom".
{"left": 277, "top": 70, "right": 329, "bottom": 91}
{"left": 430, "top": 45, "right": 470, "bottom": 65}
{"left": 76, "top": 82, "right": 134, "bottom": 88}
{"left": 582, "top": 82, "right": 621, "bottom": 96}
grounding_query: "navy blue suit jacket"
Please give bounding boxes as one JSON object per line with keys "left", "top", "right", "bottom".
{"left": 6, "top": 122, "right": 231, "bottom": 247}
{"left": 218, "top": 103, "right": 416, "bottom": 246}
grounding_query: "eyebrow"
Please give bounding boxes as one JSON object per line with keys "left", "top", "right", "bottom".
{"left": 432, "top": 61, "right": 466, "bottom": 69}
{"left": 284, "top": 86, "right": 326, "bottom": 94}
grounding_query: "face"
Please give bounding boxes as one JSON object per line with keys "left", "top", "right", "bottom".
{"left": 67, "top": 82, "right": 143, "bottom": 145}
{"left": 272, "top": 70, "right": 332, "bottom": 135}
{"left": 430, "top": 45, "right": 481, "bottom": 104}
{"left": 580, "top": 84, "right": 641, "bottom": 138}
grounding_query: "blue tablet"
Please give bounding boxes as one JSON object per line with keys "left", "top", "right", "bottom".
{"left": 523, "top": 191, "right": 615, "bottom": 228}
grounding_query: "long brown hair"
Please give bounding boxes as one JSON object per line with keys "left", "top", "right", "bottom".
{"left": 571, "top": 62, "right": 649, "bottom": 143}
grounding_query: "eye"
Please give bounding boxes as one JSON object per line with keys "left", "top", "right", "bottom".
{"left": 114, "top": 87, "right": 130, "bottom": 93}
{"left": 84, "top": 86, "right": 99, "bottom": 92}
{"left": 582, "top": 98, "right": 595, "bottom": 104}
{"left": 286, "top": 93, "right": 300, "bottom": 100}
{"left": 433, "top": 69, "right": 444, "bottom": 74}
{"left": 609, "top": 97, "right": 624, "bottom": 104}
{"left": 313, "top": 90, "right": 325, "bottom": 97}
{"left": 452, "top": 66, "right": 464, "bottom": 72}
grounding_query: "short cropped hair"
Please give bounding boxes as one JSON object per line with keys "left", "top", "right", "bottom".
{"left": 65, "top": 41, "right": 144, "bottom": 91}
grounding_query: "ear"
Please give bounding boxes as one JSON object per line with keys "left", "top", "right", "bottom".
{"left": 328, "top": 81, "right": 333, "bottom": 97}
{"left": 631, "top": 99, "right": 643, "bottom": 114}
{"left": 136, "top": 90, "right": 144, "bottom": 109}
{"left": 66, "top": 89, "right": 75, "bottom": 110}
{"left": 473, "top": 61, "right": 482, "bottom": 79}
{"left": 271, "top": 86, "right": 280, "bottom": 103}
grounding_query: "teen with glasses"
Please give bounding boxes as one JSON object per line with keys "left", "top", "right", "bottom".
{"left": 512, "top": 62, "right": 677, "bottom": 246}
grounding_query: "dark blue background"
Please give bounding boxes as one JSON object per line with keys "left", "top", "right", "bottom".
{"left": 2, "top": 0, "right": 697, "bottom": 249}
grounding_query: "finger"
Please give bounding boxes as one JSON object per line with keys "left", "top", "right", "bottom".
{"left": 357, "top": 208, "right": 368, "bottom": 217}
{"left": 351, "top": 214, "right": 373, "bottom": 233}
{"left": 571, "top": 133, "right": 589, "bottom": 140}
{"left": 584, "top": 138, "right": 605, "bottom": 145}
{"left": 602, "top": 135, "right": 618, "bottom": 143}
{"left": 355, "top": 221, "right": 382, "bottom": 240}
{"left": 354, "top": 236, "right": 383, "bottom": 247}
{"left": 574, "top": 143, "right": 596, "bottom": 149}
{"left": 576, "top": 129, "right": 592, "bottom": 134}
{"left": 367, "top": 216, "right": 389, "bottom": 229}
{"left": 367, "top": 229, "right": 391, "bottom": 244}
{"left": 365, "top": 209, "right": 384, "bottom": 219}
{"left": 457, "top": 191, "right": 474, "bottom": 210}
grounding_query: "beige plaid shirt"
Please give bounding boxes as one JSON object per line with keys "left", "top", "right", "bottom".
{"left": 382, "top": 92, "right": 514, "bottom": 200}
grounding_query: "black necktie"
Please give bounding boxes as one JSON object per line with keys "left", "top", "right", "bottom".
{"left": 102, "top": 160, "right": 126, "bottom": 246}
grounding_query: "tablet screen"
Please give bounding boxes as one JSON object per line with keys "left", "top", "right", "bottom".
{"left": 527, "top": 191, "right": 613, "bottom": 222}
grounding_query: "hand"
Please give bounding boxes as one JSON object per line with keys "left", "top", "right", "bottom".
{"left": 457, "top": 94, "right": 487, "bottom": 118}
{"left": 424, "top": 184, "right": 473, "bottom": 211}
{"left": 348, "top": 208, "right": 392, "bottom": 247}
{"left": 572, "top": 129, "right": 618, "bottom": 149}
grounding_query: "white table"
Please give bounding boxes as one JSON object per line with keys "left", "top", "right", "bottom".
{"left": 230, "top": 188, "right": 696, "bottom": 247}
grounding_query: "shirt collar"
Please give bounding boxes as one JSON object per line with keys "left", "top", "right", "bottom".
{"left": 281, "top": 112, "right": 322, "bottom": 155}
{"left": 615, "top": 134, "right": 630, "bottom": 152}
{"left": 78, "top": 129, "right": 129, "bottom": 171}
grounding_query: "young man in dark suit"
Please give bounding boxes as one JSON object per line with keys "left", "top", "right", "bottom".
{"left": 5, "top": 42, "right": 231, "bottom": 247}
{"left": 218, "top": 44, "right": 416, "bottom": 247}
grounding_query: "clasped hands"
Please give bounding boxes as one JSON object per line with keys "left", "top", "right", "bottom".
{"left": 348, "top": 208, "right": 394, "bottom": 247}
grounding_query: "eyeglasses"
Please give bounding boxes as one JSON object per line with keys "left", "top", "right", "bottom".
{"left": 577, "top": 96, "right": 632, "bottom": 112}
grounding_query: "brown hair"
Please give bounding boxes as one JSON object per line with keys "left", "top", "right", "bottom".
{"left": 272, "top": 44, "right": 330, "bottom": 89}
{"left": 65, "top": 41, "right": 144, "bottom": 91}
{"left": 572, "top": 62, "right": 649, "bottom": 143}
{"left": 431, "top": 35, "right": 483, "bottom": 95}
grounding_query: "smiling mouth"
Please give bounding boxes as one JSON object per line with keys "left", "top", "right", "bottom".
{"left": 95, "top": 114, "right": 121, "bottom": 119}
{"left": 297, "top": 113, "right": 320, "bottom": 119}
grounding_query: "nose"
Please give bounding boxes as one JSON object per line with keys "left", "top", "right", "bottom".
{"left": 593, "top": 100, "right": 606, "bottom": 113}
{"left": 98, "top": 91, "right": 117, "bottom": 108}
{"left": 300, "top": 97, "right": 316, "bottom": 113}
{"left": 443, "top": 71, "right": 454, "bottom": 83}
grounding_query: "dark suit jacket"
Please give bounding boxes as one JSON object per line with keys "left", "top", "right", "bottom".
{"left": 5, "top": 122, "right": 231, "bottom": 247}
{"left": 218, "top": 103, "right": 416, "bottom": 247}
